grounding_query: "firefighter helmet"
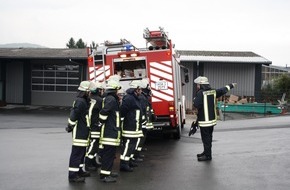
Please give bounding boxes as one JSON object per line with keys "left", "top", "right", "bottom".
{"left": 141, "top": 78, "right": 150, "bottom": 89}
{"left": 78, "top": 81, "right": 91, "bottom": 91}
{"left": 130, "top": 80, "right": 143, "bottom": 89}
{"left": 108, "top": 74, "right": 121, "bottom": 82}
{"left": 89, "top": 81, "right": 104, "bottom": 91}
{"left": 194, "top": 76, "right": 209, "bottom": 84}
{"left": 106, "top": 79, "right": 122, "bottom": 90}
{"left": 117, "top": 88, "right": 125, "bottom": 97}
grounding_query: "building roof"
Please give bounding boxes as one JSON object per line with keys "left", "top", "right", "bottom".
{"left": 0, "top": 48, "right": 88, "bottom": 59}
{"left": 263, "top": 64, "right": 290, "bottom": 72}
{"left": 177, "top": 50, "right": 272, "bottom": 64}
{"left": 0, "top": 48, "right": 272, "bottom": 65}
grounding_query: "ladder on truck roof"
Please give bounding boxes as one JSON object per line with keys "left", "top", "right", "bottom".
{"left": 143, "top": 27, "right": 170, "bottom": 49}
{"left": 103, "top": 39, "right": 138, "bottom": 54}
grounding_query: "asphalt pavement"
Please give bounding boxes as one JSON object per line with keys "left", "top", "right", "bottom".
{"left": 0, "top": 105, "right": 290, "bottom": 190}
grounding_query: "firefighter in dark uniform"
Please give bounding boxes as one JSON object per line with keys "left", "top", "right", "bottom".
{"left": 66, "top": 81, "right": 91, "bottom": 183}
{"left": 193, "top": 76, "right": 237, "bottom": 161}
{"left": 84, "top": 81, "right": 104, "bottom": 171}
{"left": 119, "top": 80, "right": 144, "bottom": 172}
{"left": 98, "top": 78, "right": 122, "bottom": 183}
{"left": 136, "top": 78, "right": 155, "bottom": 156}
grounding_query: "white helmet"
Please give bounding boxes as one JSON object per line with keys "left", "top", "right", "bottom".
{"left": 194, "top": 76, "right": 209, "bottom": 84}
{"left": 89, "top": 81, "right": 104, "bottom": 91}
{"left": 129, "top": 80, "right": 143, "bottom": 89}
{"left": 141, "top": 78, "right": 149, "bottom": 89}
{"left": 78, "top": 81, "right": 90, "bottom": 91}
{"left": 117, "top": 88, "right": 125, "bottom": 96}
{"left": 106, "top": 79, "right": 122, "bottom": 90}
{"left": 108, "top": 74, "right": 121, "bottom": 82}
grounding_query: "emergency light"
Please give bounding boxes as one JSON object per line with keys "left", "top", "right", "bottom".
{"left": 123, "top": 44, "right": 134, "bottom": 51}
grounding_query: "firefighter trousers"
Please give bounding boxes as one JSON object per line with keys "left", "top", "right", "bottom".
{"left": 99, "top": 145, "right": 116, "bottom": 178}
{"left": 136, "top": 128, "right": 147, "bottom": 154}
{"left": 200, "top": 126, "right": 214, "bottom": 157}
{"left": 120, "top": 137, "right": 138, "bottom": 165}
{"left": 68, "top": 145, "right": 86, "bottom": 179}
{"left": 86, "top": 137, "right": 100, "bottom": 159}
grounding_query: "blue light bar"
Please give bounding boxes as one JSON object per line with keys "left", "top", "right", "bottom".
{"left": 124, "top": 44, "right": 133, "bottom": 51}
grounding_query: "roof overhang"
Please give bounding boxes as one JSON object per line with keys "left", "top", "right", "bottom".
{"left": 180, "top": 55, "right": 272, "bottom": 64}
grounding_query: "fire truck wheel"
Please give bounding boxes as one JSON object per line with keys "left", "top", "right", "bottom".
{"left": 173, "top": 126, "right": 181, "bottom": 139}
{"left": 162, "top": 133, "right": 171, "bottom": 139}
{"left": 179, "top": 105, "right": 184, "bottom": 129}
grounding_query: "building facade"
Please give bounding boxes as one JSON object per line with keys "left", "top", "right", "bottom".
{"left": 0, "top": 48, "right": 89, "bottom": 106}
{"left": 261, "top": 65, "right": 289, "bottom": 87}
{"left": 0, "top": 48, "right": 272, "bottom": 109}
{"left": 178, "top": 50, "right": 272, "bottom": 110}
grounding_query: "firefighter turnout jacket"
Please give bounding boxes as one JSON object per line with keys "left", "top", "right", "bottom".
{"left": 120, "top": 88, "right": 144, "bottom": 138}
{"left": 68, "top": 97, "right": 90, "bottom": 146}
{"left": 193, "top": 84, "right": 235, "bottom": 127}
{"left": 99, "top": 91, "right": 121, "bottom": 147}
{"left": 88, "top": 94, "right": 103, "bottom": 139}
{"left": 139, "top": 91, "right": 154, "bottom": 130}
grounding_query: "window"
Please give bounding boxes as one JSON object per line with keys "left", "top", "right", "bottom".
{"left": 31, "top": 64, "right": 80, "bottom": 92}
{"left": 113, "top": 58, "right": 147, "bottom": 80}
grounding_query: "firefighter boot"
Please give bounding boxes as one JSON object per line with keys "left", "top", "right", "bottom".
{"left": 78, "top": 168, "right": 91, "bottom": 177}
{"left": 132, "top": 157, "right": 143, "bottom": 162}
{"left": 120, "top": 161, "right": 133, "bottom": 172}
{"left": 129, "top": 160, "right": 138, "bottom": 167}
{"left": 69, "top": 175, "right": 85, "bottom": 183}
{"left": 197, "top": 155, "right": 212, "bottom": 162}
{"left": 110, "top": 171, "right": 119, "bottom": 177}
{"left": 197, "top": 152, "right": 205, "bottom": 158}
{"left": 100, "top": 175, "right": 117, "bottom": 183}
{"left": 85, "top": 157, "right": 97, "bottom": 171}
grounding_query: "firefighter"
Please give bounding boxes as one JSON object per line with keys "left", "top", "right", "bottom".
{"left": 193, "top": 76, "right": 237, "bottom": 161}
{"left": 84, "top": 81, "right": 104, "bottom": 171}
{"left": 98, "top": 78, "right": 122, "bottom": 183}
{"left": 117, "top": 88, "right": 125, "bottom": 104}
{"left": 66, "top": 81, "right": 91, "bottom": 183}
{"left": 135, "top": 78, "right": 155, "bottom": 156}
{"left": 119, "top": 80, "right": 144, "bottom": 172}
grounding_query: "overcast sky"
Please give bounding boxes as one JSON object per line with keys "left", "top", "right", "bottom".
{"left": 1, "top": 0, "right": 289, "bottom": 67}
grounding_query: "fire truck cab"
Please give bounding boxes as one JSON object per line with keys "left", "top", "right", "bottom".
{"left": 88, "top": 27, "right": 188, "bottom": 139}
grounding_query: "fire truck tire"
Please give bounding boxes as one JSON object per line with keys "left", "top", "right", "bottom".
{"left": 180, "top": 108, "right": 184, "bottom": 129}
{"left": 162, "top": 132, "right": 171, "bottom": 139}
{"left": 173, "top": 126, "right": 181, "bottom": 139}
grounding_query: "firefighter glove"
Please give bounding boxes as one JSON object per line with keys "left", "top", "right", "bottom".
{"left": 66, "top": 123, "right": 75, "bottom": 133}
{"left": 151, "top": 114, "right": 157, "bottom": 122}
{"left": 188, "top": 121, "right": 198, "bottom": 136}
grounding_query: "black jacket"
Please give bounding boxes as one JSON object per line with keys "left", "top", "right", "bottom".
{"left": 120, "top": 88, "right": 143, "bottom": 138}
{"left": 193, "top": 84, "right": 234, "bottom": 127}
{"left": 68, "top": 95, "right": 90, "bottom": 146}
{"left": 99, "top": 91, "right": 121, "bottom": 146}
{"left": 88, "top": 93, "right": 103, "bottom": 138}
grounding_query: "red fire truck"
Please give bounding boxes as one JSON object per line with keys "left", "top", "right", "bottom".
{"left": 87, "top": 27, "right": 188, "bottom": 139}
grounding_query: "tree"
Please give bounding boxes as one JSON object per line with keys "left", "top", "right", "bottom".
{"left": 90, "top": 41, "right": 98, "bottom": 49}
{"left": 66, "top": 38, "right": 87, "bottom": 48}
{"left": 274, "top": 74, "right": 290, "bottom": 95}
{"left": 76, "top": 38, "right": 87, "bottom": 48}
{"left": 66, "top": 37, "right": 77, "bottom": 48}
{"left": 261, "top": 74, "right": 290, "bottom": 103}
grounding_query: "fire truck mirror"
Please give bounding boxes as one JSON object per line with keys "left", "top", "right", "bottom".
{"left": 184, "top": 68, "right": 189, "bottom": 83}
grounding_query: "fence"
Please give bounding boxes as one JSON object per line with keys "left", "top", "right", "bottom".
{"left": 217, "top": 91, "right": 289, "bottom": 121}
